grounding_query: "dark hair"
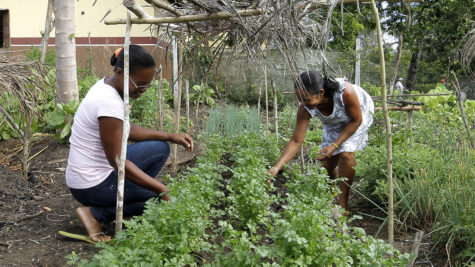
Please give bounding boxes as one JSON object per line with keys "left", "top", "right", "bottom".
{"left": 295, "top": 70, "right": 340, "bottom": 97}
{"left": 110, "top": 44, "right": 156, "bottom": 74}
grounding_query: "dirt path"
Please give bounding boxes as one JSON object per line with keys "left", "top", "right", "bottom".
{"left": 0, "top": 135, "right": 199, "bottom": 266}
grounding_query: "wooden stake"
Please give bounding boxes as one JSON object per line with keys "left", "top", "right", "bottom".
{"left": 406, "top": 231, "right": 424, "bottom": 267}
{"left": 115, "top": 10, "right": 132, "bottom": 235}
{"left": 157, "top": 65, "right": 164, "bottom": 131}
{"left": 371, "top": 0, "right": 394, "bottom": 245}
{"left": 271, "top": 78, "right": 279, "bottom": 137}
{"left": 40, "top": 0, "right": 54, "bottom": 64}
{"left": 452, "top": 71, "right": 474, "bottom": 149}
{"left": 172, "top": 41, "right": 183, "bottom": 173}
{"left": 185, "top": 79, "right": 190, "bottom": 133}
{"left": 264, "top": 66, "right": 269, "bottom": 135}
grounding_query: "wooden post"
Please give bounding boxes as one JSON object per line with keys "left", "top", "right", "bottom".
{"left": 87, "top": 32, "right": 95, "bottom": 76}
{"left": 271, "top": 78, "right": 279, "bottom": 137}
{"left": 407, "top": 110, "right": 413, "bottom": 130}
{"left": 370, "top": 0, "right": 394, "bottom": 244}
{"left": 185, "top": 79, "right": 190, "bottom": 133}
{"left": 406, "top": 231, "right": 424, "bottom": 267}
{"left": 195, "top": 82, "right": 202, "bottom": 119}
{"left": 172, "top": 41, "right": 183, "bottom": 173}
{"left": 264, "top": 66, "right": 269, "bottom": 135}
{"left": 157, "top": 65, "right": 164, "bottom": 131}
{"left": 40, "top": 0, "right": 54, "bottom": 64}
{"left": 115, "top": 10, "right": 132, "bottom": 234}
{"left": 354, "top": 35, "right": 361, "bottom": 86}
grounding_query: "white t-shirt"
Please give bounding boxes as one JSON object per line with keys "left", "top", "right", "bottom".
{"left": 66, "top": 78, "right": 126, "bottom": 189}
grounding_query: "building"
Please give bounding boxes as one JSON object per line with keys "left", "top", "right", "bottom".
{"left": 0, "top": 0, "right": 172, "bottom": 78}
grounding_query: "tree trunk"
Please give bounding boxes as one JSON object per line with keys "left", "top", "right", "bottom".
{"left": 388, "top": 32, "right": 404, "bottom": 95}
{"left": 405, "top": 49, "right": 422, "bottom": 92}
{"left": 41, "top": 0, "right": 54, "bottom": 64}
{"left": 54, "top": 0, "right": 79, "bottom": 104}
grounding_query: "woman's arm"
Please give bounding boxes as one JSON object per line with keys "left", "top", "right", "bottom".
{"left": 99, "top": 117, "right": 170, "bottom": 200}
{"left": 316, "top": 82, "right": 362, "bottom": 160}
{"left": 270, "top": 105, "right": 311, "bottom": 176}
{"left": 129, "top": 124, "right": 193, "bottom": 152}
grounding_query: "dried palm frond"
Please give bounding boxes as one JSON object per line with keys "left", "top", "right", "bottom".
{"left": 0, "top": 61, "right": 52, "bottom": 179}
{"left": 459, "top": 23, "right": 475, "bottom": 79}
{"left": 108, "top": 0, "right": 339, "bottom": 76}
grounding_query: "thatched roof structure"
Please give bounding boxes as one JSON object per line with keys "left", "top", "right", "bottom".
{"left": 0, "top": 62, "right": 51, "bottom": 135}
{"left": 106, "top": 0, "right": 339, "bottom": 73}
{"left": 460, "top": 24, "right": 475, "bottom": 79}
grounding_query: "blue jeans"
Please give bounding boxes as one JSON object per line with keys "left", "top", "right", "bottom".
{"left": 70, "top": 141, "right": 170, "bottom": 223}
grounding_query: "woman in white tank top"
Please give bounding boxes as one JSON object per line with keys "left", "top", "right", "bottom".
{"left": 269, "top": 70, "right": 374, "bottom": 210}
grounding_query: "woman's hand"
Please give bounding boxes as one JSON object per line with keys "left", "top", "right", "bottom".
{"left": 160, "top": 192, "right": 170, "bottom": 202}
{"left": 267, "top": 167, "right": 280, "bottom": 184}
{"left": 316, "top": 144, "right": 337, "bottom": 161}
{"left": 170, "top": 133, "right": 194, "bottom": 152}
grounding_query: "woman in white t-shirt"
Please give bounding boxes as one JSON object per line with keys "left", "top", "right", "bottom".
{"left": 66, "top": 45, "right": 194, "bottom": 242}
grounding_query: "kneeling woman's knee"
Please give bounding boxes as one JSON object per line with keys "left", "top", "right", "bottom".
{"left": 154, "top": 140, "right": 170, "bottom": 157}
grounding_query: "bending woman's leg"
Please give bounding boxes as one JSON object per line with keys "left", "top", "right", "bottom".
{"left": 336, "top": 152, "right": 356, "bottom": 209}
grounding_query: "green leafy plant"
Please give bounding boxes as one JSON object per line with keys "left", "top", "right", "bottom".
{"left": 46, "top": 99, "right": 79, "bottom": 142}
{"left": 190, "top": 83, "right": 216, "bottom": 107}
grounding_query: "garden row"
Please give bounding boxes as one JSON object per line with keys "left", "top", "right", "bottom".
{"left": 68, "top": 128, "right": 408, "bottom": 266}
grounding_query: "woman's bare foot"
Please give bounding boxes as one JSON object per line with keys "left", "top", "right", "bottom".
{"left": 76, "top": 207, "right": 111, "bottom": 242}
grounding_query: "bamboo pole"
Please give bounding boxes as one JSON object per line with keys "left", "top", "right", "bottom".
{"left": 370, "top": 0, "right": 394, "bottom": 244}
{"left": 115, "top": 10, "right": 132, "bottom": 234}
{"left": 374, "top": 106, "right": 421, "bottom": 111}
{"left": 271, "top": 78, "right": 279, "bottom": 137}
{"left": 185, "top": 79, "right": 190, "bottom": 133}
{"left": 122, "top": 0, "right": 152, "bottom": 18}
{"left": 452, "top": 71, "right": 474, "bottom": 149}
{"left": 105, "top": 9, "right": 262, "bottom": 25}
{"left": 264, "top": 66, "right": 269, "bottom": 135}
{"left": 40, "top": 0, "right": 54, "bottom": 64}
{"left": 157, "top": 65, "right": 164, "bottom": 131}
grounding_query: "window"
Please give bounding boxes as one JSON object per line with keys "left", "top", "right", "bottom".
{"left": 0, "top": 9, "right": 10, "bottom": 48}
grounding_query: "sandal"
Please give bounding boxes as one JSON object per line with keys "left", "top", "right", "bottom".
{"left": 88, "top": 232, "right": 111, "bottom": 242}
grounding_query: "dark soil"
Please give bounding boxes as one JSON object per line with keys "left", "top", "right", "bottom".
{"left": 0, "top": 134, "right": 199, "bottom": 266}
